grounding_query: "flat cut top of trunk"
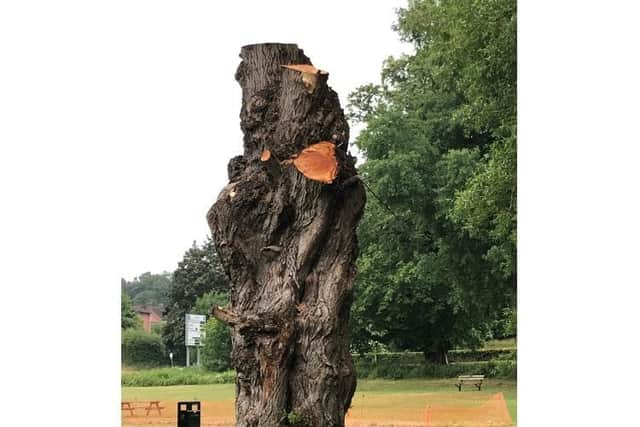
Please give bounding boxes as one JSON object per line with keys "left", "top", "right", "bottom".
{"left": 208, "top": 43, "right": 365, "bottom": 427}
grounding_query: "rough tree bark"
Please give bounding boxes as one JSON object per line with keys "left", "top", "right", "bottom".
{"left": 207, "top": 43, "right": 366, "bottom": 427}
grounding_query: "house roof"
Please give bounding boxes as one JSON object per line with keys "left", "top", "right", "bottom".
{"left": 133, "top": 305, "right": 163, "bottom": 319}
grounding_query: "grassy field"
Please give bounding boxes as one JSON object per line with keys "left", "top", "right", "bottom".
{"left": 481, "top": 338, "right": 517, "bottom": 350}
{"left": 122, "top": 378, "right": 516, "bottom": 426}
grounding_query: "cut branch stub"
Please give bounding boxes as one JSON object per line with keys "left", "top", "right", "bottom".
{"left": 282, "top": 141, "right": 338, "bottom": 184}
{"left": 207, "top": 43, "right": 365, "bottom": 427}
{"left": 282, "top": 63, "right": 328, "bottom": 94}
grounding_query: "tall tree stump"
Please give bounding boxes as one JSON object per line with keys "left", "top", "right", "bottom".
{"left": 207, "top": 43, "right": 365, "bottom": 427}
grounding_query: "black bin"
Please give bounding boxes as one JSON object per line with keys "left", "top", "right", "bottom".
{"left": 177, "top": 401, "right": 201, "bottom": 427}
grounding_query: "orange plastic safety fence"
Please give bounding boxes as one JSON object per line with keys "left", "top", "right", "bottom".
{"left": 424, "top": 393, "right": 513, "bottom": 427}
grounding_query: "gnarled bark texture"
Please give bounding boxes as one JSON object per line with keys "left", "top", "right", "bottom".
{"left": 207, "top": 43, "right": 365, "bottom": 427}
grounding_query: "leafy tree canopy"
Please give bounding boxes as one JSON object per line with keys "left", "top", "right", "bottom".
{"left": 122, "top": 272, "right": 173, "bottom": 309}
{"left": 348, "top": 0, "right": 516, "bottom": 361}
{"left": 121, "top": 291, "right": 142, "bottom": 331}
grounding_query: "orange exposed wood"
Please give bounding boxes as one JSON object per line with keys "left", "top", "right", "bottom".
{"left": 261, "top": 149, "right": 271, "bottom": 161}
{"left": 289, "top": 141, "right": 338, "bottom": 184}
{"left": 281, "top": 64, "right": 328, "bottom": 74}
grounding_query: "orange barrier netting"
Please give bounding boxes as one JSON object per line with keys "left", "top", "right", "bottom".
{"left": 424, "top": 393, "right": 513, "bottom": 427}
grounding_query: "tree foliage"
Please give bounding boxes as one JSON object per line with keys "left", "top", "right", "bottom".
{"left": 121, "top": 291, "right": 142, "bottom": 331}
{"left": 193, "top": 290, "right": 231, "bottom": 371}
{"left": 192, "top": 290, "right": 229, "bottom": 316}
{"left": 122, "top": 272, "right": 173, "bottom": 309}
{"left": 161, "top": 237, "right": 229, "bottom": 364}
{"left": 348, "top": 0, "right": 516, "bottom": 361}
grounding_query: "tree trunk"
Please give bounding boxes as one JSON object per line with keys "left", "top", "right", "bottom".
{"left": 207, "top": 43, "right": 365, "bottom": 427}
{"left": 424, "top": 348, "right": 449, "bottom": 365}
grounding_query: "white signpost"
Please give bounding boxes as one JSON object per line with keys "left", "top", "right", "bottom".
{"left": 185, "top": 313, "right": 206, "bottom": 367}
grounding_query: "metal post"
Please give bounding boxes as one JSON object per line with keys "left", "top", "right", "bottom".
{"left": 196, "top": 346, "right": 201, "bottom": 367}
{"left": 186, "top": 346, "right": 190, "bottom": 367}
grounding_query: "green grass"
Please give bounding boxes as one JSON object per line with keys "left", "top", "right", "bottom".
{"left": 122, "top": 378, "right": 516, "bottom": 424}
{"left": 483, "top": 337, "right": 517, "bottom": 350}
{"left": 122, "top": 383, "right": 235, "bottom": 401}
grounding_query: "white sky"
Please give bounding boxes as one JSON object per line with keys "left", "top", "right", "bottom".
{"left": 90, "top": 1, "right": 411, "bottom": 279}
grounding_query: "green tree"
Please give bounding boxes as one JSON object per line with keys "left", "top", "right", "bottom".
{"left": 122, "top": 271, "right": 173, "bottom": 309}
{"left": 193, "top": 290, "right": 232, "bottom": 371}
{"left": 162, "top": 237, "right": 229, "bottom": 364}
{"left": 192, "top": 290, "right": 229, "bottom": 316}
{"left": 348, "top": 0, "right": 516, "bottom": 362}
{"left": 201, "top": 318, "right": 232, "bottom": 372}
{"left": 121, "top": 291, "right": 142, "bottom": 330}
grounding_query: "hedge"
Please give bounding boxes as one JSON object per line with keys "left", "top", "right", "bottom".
{"left": 122, "top": 329, "right": 167, "bottom": 367}
{"left": 352, "top": 349, "right": 515, "bottom": 365}
{"left": 354, "top": 360, "right": 516, "bottom": 380}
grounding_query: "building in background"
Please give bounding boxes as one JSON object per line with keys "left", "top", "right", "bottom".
{"left": 134, "top": 305, "right": 163, "bottom": 333}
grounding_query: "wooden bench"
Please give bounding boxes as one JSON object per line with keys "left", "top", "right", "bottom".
{"left": 455, "top": 375, "right": 485, "bottom": 391}
{"left": 121, "top": 401, "right": 165, "bottom": 416}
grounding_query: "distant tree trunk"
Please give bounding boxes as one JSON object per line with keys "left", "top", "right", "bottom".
{"left": 207, "top": 43, "right": 365, "bottom": 427}
{"left": 424, "top": 346, "right": 449, "bottom": 365}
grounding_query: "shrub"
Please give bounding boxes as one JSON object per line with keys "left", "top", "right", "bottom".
{"left": 201, "top": 318, "right": 232, "bottom": 372}
{"left": 352, "top": 349, "right": 516, "bottom": 366}
{"left": 122, "top": 329, "right": 167, "bottom": 367}
{"left": 353, "top": 357, "right": 516, "bottom": 380}
{"left": 448, "top": 349, "right": 516, "bottom": 362}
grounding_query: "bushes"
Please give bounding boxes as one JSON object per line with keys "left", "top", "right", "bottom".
{"left": 449, "top": 349, "right": 515, "bottom": 362}
{"left": 352, "top": 349, "right": 516, "bottom": 365}
{"left": 121, "top": 367, "right": 235, "bottom": 387}
{"left": 122, "top": 329, "right": 167, "bottom": 367}
{"left": 354, "top": 360, "right": 516, "bottom": 380}
{"left": 352, "top": 351, "right": 517, "bottom": 380}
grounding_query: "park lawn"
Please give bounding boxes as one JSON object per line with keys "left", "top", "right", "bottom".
{"left": 482, "top": 337, "right": 517, "bottom": 350}
{"left": 122, "top": 382, "right": 235, "bottom": 402}
{"left": 123, "top": 378, "right": 516, "bottom": 425}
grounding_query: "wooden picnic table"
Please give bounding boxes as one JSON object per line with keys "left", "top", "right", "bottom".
{"left": 121, "top": 400, "right": 165, "bottom": 416}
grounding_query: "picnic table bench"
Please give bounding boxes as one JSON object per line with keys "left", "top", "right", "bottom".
{"left": 121, "top": 401, "right": 165, "bottom": 416}
{"left": 455, "top": 374, "right": 485, "bottom": 391}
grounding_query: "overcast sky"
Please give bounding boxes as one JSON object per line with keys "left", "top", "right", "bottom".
{"left": 1, "top": 1, "right": 411, "bottom": 281}
{"left": 103, "top": 1, "right": 412, "bottom": 279}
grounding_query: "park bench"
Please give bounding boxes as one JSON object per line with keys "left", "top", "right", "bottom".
{"left": 121, "top": 401, "right": 165, "bottom": 416}
{"left": 455, "top": 375, "right": 485, "bottom": 391}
